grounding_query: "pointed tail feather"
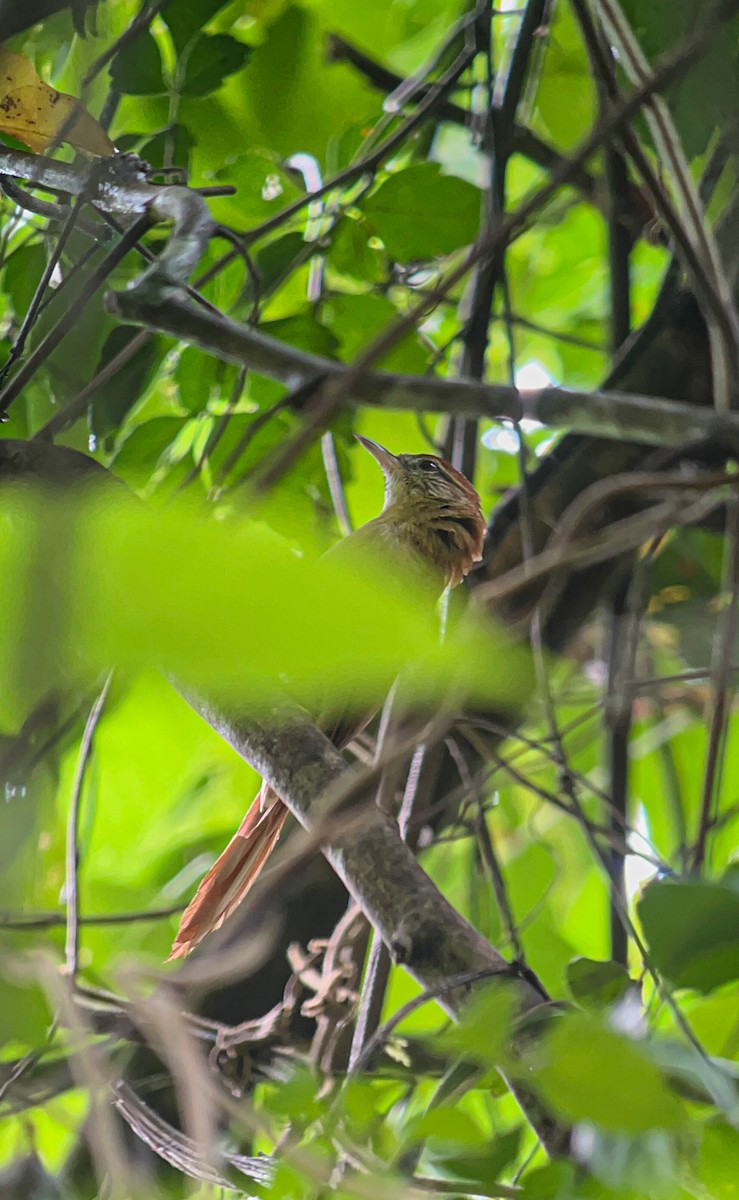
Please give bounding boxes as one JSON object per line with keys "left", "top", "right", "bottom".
{"left": 168, "top": 786, "right": 287, "bottom": 960}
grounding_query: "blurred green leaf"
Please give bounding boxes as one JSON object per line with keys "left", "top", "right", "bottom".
{"left": 518, "top": 1161, "right": 578, "bottom": 1199}
{"left": 180, "top": 33, "right": 251, "bottom": 96}
{"left": 210, "top": 151, "right": 303, "bottom": 226}
{"left": 619, "top": 0, "right": 739, "bottom": 156}
{"left": 260, "top": 314, "right": 340, "bottom": 357}
{"left": 2, "top": 241, "right": 47, "bottom": 320}
{"left": 259, "top": 1064, "right": 321, "bottom": 1122}
{"left": 227, "top": 4, "right": 378, "bottom": 161}
{"left": 328, "top": 214, "right": 387, "bottom": 283}
{"left": 567, "top": 958, "right": 632, "bottom": 1009}
{"left": 164, "top": 0, "right": 233, "bottom": 51}
{"left": 638, "top": 876, "right": 739, "bottom": 993}
{"left": 0, "top": 487, "right": 533, "bottom": 719}
{"left": 434, "top": 1129, "right": 522, "bottom": 1193}
{"left": 174, "top": 345, "right": 217, "bottom": 414}
{"left": 323, "top": 293, "right": 429, "bottom": 373}
{"left": 246, "top": 233, "right": 308, "bottom": 301}
{"left": 109, "top": 29, "right": 165, "bottom": 95}
{"left": 90, "top": 329, "right": 165, "bottom": 441}
{"left": 403, "top": 1106, "right": 485, "bottom": 1150}
{"left": 696, "top": 1121, "right": 739, "bottom": 1199}
{"left": 363, "top": 164, "right": 481, "bottom": 261}
{"left": 110, "top": 416, "right": 187, "bottom": 488}
{"left": 532, "top": 1, "right": 595, "bottom": 149}
{"left": 0, "top": 970, "right": 51, "bottom": 1046}
{"left": 529, "top": 1013, "right": 685, "bottom": 1133}
{"left": 138, "top": 123, "right": 197, "bottom": 172}
{"left": 438, "top": 983, "right": 518, "bottom": 1069}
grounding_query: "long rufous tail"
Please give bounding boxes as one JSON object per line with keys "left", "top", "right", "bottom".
{"left": 168, "top": 784, "right": 287, "bottom": 959}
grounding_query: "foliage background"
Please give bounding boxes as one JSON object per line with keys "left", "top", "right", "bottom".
{"left": 0, "top": 0, "right": 738, "bottom": 1197}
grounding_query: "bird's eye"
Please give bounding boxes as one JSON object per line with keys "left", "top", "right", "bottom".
{"left": 419, "top": 460, "right": 438, "bottom": 473}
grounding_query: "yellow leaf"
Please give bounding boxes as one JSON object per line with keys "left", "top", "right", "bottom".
{"left": 0, "top": 49, "right": 114, "bottom": 155}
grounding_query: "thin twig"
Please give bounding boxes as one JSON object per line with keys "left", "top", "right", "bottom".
{"left": 64, "top": 674, "right": 112, "bottom": 978}
{"left": 693, "top": 491, "right": 739, "bottom": 870}
{"left": 0, "top": 215, "right": 151, "bottom": 417}
{"left": 80, "top": 0, "right": 173, "bottom": 93}
{"left": 321, "top": 432, "right": 352, "bottom": 537}
{"left": 1, "top": 904, "right": 182, "bottom": 931}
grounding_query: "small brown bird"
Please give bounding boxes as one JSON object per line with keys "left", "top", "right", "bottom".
{"left": 168, "top": 437, "right": 485, "bottom": 959}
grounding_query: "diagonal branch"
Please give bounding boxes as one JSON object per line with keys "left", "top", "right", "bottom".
{"left": 185, "top": 690, "right": 565, "bottom": 1153}
{"left": 105, "top": 286, "right": 739, "bottom": 447}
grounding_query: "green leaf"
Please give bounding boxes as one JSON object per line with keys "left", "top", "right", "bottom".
{"left": 530, "top": 1013, "right": 685, "bottom": 1133}
{"left": 618, "top": 0, "right": 739, "bottom": 157}
{"left": 518, "top": 1162, "right": 578, "bottom": 1199}
{"left": 328, "top": 214, "right": 387, "bottom": 283}
{"left": 228, "top": 5, "right": 378, "bottom": 161}
{"left": 164, "top": 0, "right": 233, "bottom": 52}
{"left": 438, "top": 983, "right": 518, "bottom": 1068}
{"left": 575, "top": 1127, "right": 686, "bottom": 1196}
{"left": 174, "top": 346, "right": 217, "bottom": 414}
{"left": 110, "top": 417, "right": 187, "bottom": 489}
{"left": 0, "top": 972, "right": 52, "bottom": 1047}
{"left": 696, "top": 1121, "right": 739, "bottom": 1199}
{"left": 180, "top": 34, "right": 251, "bottom": 97}
{"left": 532, "top": 1, "right": 596, "bottom": 150}
{"left": 260, "top": 314, "right": 340, "bottom": 358}
{"left": 434, "top": 1129, "right": 522, "bottom": 1193}
{"left": 0, "top": 486, "right": 531, "bottom": 722}
{"left": 109, "top": 29, "right": 165, "bottom": 95}
{"left": 363, "top": 163, "right": 481, "bottom": 261}
{"left": 323, "top": 293, "right": 429, "bottom": 374}
{"left": 91, "top": 330, "right": 165, "bottom": 441}
{"left": 138, "top": 124, "right": 197, "bottom": 172}
{"left": 2, "top": 241, "right": 47, "bottom": 320}
{"left": 210, "top": 151, "right": 303, "bottom": 226}
{"left": 247, "top": 233, "right": 307, "bottom": 301}
{"left": 259, "top": 1064, "right": 321, "bottom": 1122}
{"left": 340, "top": 1078, "right": 407, "bottom": 1133}
{"left": 638, "top": 877, "right": 739, "bottom": 993}
{"left": 403, "top": 1106, "right": 484, "bottom": 1150}
{"left": 567, "top": 957, "right": 632, "bottom": 1009}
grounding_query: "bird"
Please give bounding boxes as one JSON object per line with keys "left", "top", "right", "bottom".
{"left": 168, "top": 436, "right": 485, "bottom": 959}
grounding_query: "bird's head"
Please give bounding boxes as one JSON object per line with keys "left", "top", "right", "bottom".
{"left": 356, "top": 435, "right": 486, "bottom": 580}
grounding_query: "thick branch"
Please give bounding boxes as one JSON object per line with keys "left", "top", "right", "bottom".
{"left": 106, "top": 286, "right": 739, "bottom": 447}
{"left": 188, "top": 696, "right": 515, "bottom": 997}
{"left": 185, "top": 692, "right": 565, "bottom": 1153}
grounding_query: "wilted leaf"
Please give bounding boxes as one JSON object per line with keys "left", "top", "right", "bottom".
{"left": 0, "top": 49, "right": 114, "bottom": 155}
{"left": 638, "top": 877, "right": 739, "bottom": 993}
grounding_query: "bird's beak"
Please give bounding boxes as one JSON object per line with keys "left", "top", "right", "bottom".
{"left": 355, "top": 435, "right": 400, "bottom": 477}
